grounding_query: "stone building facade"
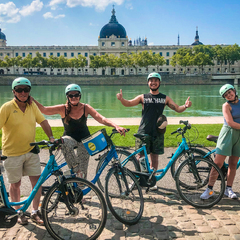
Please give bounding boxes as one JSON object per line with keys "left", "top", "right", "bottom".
{"left": 0, "top": 7, "right": 239, "bottom": 76}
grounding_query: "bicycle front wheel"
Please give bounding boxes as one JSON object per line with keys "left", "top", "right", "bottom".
{"left": 105, "top": 167, "right": 144, "bottom": 225}
{"left": 41, "top": 177, "right": 107, "bottom": 240}
{"left": 96, "top": 149, "right": 140, "bottom": 192}
{"left": 175, "top": 157, "right": 225, "bottom": 208}
{"left": 171, "top": 148, "right": 213, "bottom": 178}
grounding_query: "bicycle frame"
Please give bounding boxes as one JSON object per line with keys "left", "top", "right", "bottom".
{"left": 0, "top": 154, "right": 59, "bottom": 213}
{"left": 117, "top": 137, "right": 190, "bottom": 182}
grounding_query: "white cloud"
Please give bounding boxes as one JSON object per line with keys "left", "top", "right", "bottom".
{"left": 19, "top": 0, "right": 43, "bottom": 17}
{"left": 148, "top": 42, "right": 154, "bottom": 46}
{"left": 0, "top": 2, "right": 21, "bottom": 23}
{"left": 48, "top": 0, "right": 124, "bottom": 11}
{"left": 43, "top": 11, "right": 65, "bottom": 19}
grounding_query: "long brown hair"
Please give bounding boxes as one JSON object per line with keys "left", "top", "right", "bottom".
{"left": 64, "top": 100, "right": 72, "bottom": 124}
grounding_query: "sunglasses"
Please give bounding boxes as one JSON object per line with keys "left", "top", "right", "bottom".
{"left": 68, "top": 93, "right": 80, "bottom": 98}
{"left": 14, "top": 87, "right": 31, "bottom": 93}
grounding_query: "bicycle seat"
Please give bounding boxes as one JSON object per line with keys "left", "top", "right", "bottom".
{"left": 206, "top": 135, "right": 218, "bottom": 143}
{"left": 134, "top": 133, "right": 149, "bottom": 140}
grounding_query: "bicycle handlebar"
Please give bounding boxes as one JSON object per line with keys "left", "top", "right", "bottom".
{"left": 30, "top": 138, "right": 64, "bottom": 148}
{"left": 171, "top": 120, "right": 191, "bottom": 136}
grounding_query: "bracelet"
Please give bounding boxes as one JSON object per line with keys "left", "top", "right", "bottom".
{"left": 49, "top": 136, "right": 54, "bottom": 139}
{"left": 184, "top": 104, "right": 188, "bottom": 108}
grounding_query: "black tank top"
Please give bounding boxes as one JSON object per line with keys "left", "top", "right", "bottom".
{"left": 61, "top": 104, "right": 90, "bottom": 142}
{"left": 137, "top": 92, "right": 166, "bottom": 137}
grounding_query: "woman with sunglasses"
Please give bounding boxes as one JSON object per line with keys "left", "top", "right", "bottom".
{"left": 32, "top": 84, "right": 126, "bottom": 180}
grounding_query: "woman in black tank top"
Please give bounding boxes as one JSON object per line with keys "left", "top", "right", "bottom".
{"left": 32, "top": 84, "right": 126, "bottom": 180}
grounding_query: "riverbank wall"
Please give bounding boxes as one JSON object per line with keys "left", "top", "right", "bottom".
{"left": 0, "top": 74, "right": 229, "bottom": 86}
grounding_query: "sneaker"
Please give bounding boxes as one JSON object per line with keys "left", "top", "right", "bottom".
{"left": 200, "top": 188, "right": 215, "bottom": 199}
{"left": 31, "top": 210, "right": 44, "bottom": 226}
{"left": 224, "top": 187, "right": 238, "bottom": 199}
{"left": 17, "top": 215, "right": 28, "bottom": 225}
{"left": 149, "top": 185, "right": 158, "bottom": 191}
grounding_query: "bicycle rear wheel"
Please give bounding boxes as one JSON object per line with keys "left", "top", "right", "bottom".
{"left": 41, "top": 177, "right": 107, "bottom": 240}
{"left": 105, "top": 167, "right": 144, "bottom": 225}
{"left": 175, "top": 157, "right": 225, "bottom": 208}
{"left": 96, "top": 149, "right": 140, "bottom": 192}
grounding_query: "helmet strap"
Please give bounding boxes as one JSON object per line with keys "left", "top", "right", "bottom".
{"left": 14, "top": 95, "right": 30, "bottom": 103}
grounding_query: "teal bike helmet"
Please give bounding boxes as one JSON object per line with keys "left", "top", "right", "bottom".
{"left": 219, "top": 84, "right": 235, "bottom": 97}
{"left": 65, "top": 84, "right": 82, "bottom": 95}
{"left": 12, "top": 77, "right": 31, "bottom": 90}
{"left": 147, "top": 72, "right": 161, "bottom": 82}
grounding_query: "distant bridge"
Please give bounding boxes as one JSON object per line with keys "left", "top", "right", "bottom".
{"left": 211, "top": 74, "right": 240, "bottom": 85}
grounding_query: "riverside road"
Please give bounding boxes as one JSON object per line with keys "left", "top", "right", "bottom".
{"left": 2, "top": 147, "right": 240, "bottom": 240}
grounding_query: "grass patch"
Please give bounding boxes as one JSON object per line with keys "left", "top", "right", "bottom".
{"left": 0, "top": 123, "right": 222, "bottom": 150}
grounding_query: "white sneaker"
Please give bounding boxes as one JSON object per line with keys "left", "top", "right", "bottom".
{"left": 149, "top": 185, "right": 157, "bottom": 191}
{"left": 200, "top": 188, "right": 215, "bottom": 199}
{"left": 224, "top": 187, "right": 238, "bottom": 199}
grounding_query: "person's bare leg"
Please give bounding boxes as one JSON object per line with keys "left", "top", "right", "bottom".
{"left": 9, "top": 180, "right": 21, "bottom": 210}
{"left": 226, "top": 156, "right": 238, "bottom": 187}
{"left": 150, "top": 153, "right": 159, "bottom": 170}
{"left": 29, "top": 175, "right": 41, "bottom": 211}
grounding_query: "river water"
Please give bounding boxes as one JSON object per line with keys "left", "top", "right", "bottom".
{"left": 0, "top": 84, "right": 231, "bottom": 119}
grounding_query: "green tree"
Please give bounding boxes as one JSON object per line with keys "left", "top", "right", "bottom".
{"left": 152, "top": 53, "right": 166, "bottom": 72}
{"left": 47, "top": 55, "right": 58, "bottom": 74}
{"left": 192, "top": 52, "right": 214, "bottom": 73}
{"left": 213, "top": 45, "right": 226, "bottom": 73}
{"left": 137, "top": 51, "right": 155, "bottom": 70}
{"left": 119, "top": 53, "right": 131, "bottom": 75}
{"left": 20, "top": 54, "right": 33, "bottom": 73}
{"left": 68, "top": 57, "right": 78, "bottom": 75}
{"left": 224, "top": 44, "right": 240, "bottom": 72}
{"left": 4, "top": 55, "right": 13, "bottom": 74}
{"left": 77, "top": 54, "right": 87, "bottom": 75}
{"left": 57, "top": 56, "right": 69, "bottom": 75}
{"left": 15, "top": 55, "right": 23, "bottom": 74}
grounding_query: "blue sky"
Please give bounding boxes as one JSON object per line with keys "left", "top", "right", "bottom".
{"left": 0, "top": 0, "right": 239, "bottom": 47}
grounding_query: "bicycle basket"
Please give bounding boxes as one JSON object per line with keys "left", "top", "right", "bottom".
{"left": 82, "top": 129, "right": 108, "bottom": 156}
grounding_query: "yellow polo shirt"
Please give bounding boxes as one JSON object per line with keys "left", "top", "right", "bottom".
{"left": 0, "top": 99, "right": 45, "bottom": 156}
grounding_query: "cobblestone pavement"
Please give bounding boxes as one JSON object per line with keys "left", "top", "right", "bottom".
{"left": 1, "top": 148, "right": 240, "bottom": 240}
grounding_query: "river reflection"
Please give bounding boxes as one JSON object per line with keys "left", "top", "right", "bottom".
{"left": 0, "top": 84, "right": 231, "bottom": 119}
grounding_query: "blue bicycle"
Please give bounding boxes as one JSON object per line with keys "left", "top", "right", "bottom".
{"left": 0, "top": 139, "right": 107, "bottom": 240}
{"left": 104, "top": 120, "right": 225, "bottom": 215}
{"left": 40, "top": 129, "right": 144, "bottom": 226}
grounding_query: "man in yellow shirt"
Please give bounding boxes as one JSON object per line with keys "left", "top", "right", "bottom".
{"left": 0, "top": 77, "right": 54, "bottom": 225}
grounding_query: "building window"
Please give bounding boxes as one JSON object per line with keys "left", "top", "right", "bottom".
{"left": 78, "top": 52, "right": 81, "bottom": 55}
{"left": 166, "top": 68, "right": 169, "bottom": 71}
{"left": 85, "top": 53, "right": 88, "bottom": 57}
{"left": 71, "top": 52, "right": 74, "bottom": 57}
{"left": 43, "top": 52, "right": 46, "bottom": 57}
{"left": 22, "top": 53, "right": 25, "bottom": 57}
{"left": 173, "top": 68, "right": 176, "bottom": 71}
{"left": 153, "top": 69, "right": 155, "bottom": 72}
{"left": 111, "top": 42, "right": 115, "bottom": 46}
{"left": 159, "top": 52, "right": 162, "bottom": 56}
{"left": 102, "top": 42, "right": 105, "bottom": 47}
{"left": 15, "top": 53, "right": 18, "bottom": 57}
{"left": 121, "top": 42, "right": 124, "bottom": 46}
{"left": 50, "top": 52, "right": 53, "bottom": 56}
{"left": 160, "top": 69, "right": 162, "bottom": 71}
{"left": 64, "top": 53, "right": 67, "bottom": 57}
{"left": 173, "top": 52, "right": 176, "bottom": 55}
{"left": 93, "top": 53, "right": 96, "bottom": 56}
{"left": 209, "top": 68, "right": 211, "bottom": 71}
{"left": 166, "top": 59, "right": 169, "bottom": 65}
{"left": 29, "top": 53, "right": 32, "bottom": 56}
{"left": 153, "top": 52, "right": 155, "bottom": 55}
{"left": 57, "top": 53, "right": 60, "bottom": 57}
{"left": 0, "top": 53, "right": 2, "bottom": 56}
{"left": 86, "top": 60, "right": 88, "bottom": 65}
{"left": 166, "top": 52, "right": 169, "bottom": 57}
{"left": 7, "top": 53, "right": 10, "bottom": 56}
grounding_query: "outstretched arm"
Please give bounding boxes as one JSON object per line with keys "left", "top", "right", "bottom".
{"left": 86, "top": 104, "right": 127, "bottom": 135}
{"left": 166, "top": 96, "right": 192, "bottom": 113}
{"left": 31, "top": 97, "right": 65, "bottom": 118}
{"left": 116, "top": 89, "right": 143, "bottom": 107}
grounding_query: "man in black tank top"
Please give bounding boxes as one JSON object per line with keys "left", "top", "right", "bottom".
{"left": 117, "top": 72, "right": 192, "bottom": 190}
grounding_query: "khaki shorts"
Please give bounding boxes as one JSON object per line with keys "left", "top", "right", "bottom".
{"left": 135, "top": 134, "right": 164, "bottom": 155}
{"left": 216, "top": 125, "right": 240, "bottom": 157}
{"left": 4, "top": 152, "right": 41, "bottom": 183}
